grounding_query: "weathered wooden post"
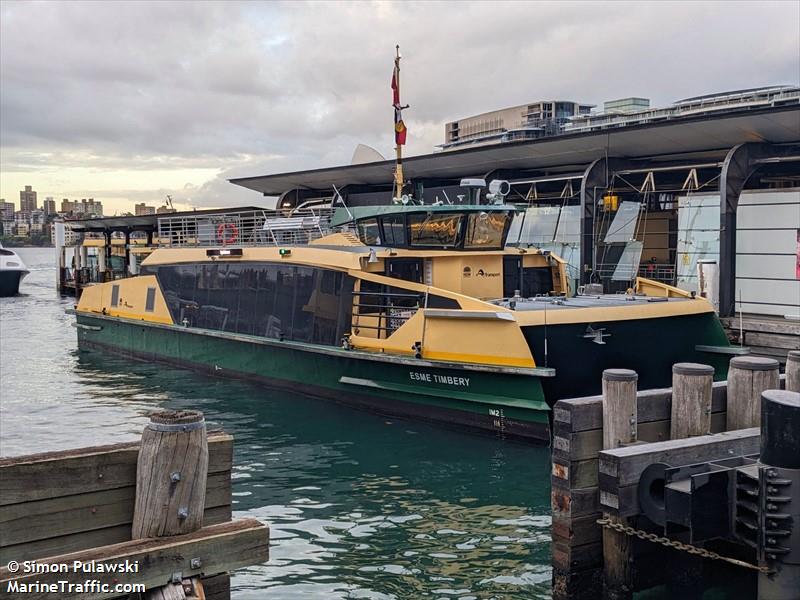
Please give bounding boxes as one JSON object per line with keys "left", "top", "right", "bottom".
{"left": 727, "top": 356, "right": 780, "bottom": 430}
{"left": 601, "top": 369, "right": 637, "bottom": 600}
{"left": 132, "top": 409, "right": 209, "bottom": 599}
{"left": 666, "top": 362, "right": 714, "bottom": 597}
{"left": 786, "top": 350, "right": 800, "bottom": 393}
{"left": 670, "top": 363, "right": 714, "bottom": 439}
{"left": 602, "top": 369, "right": 638, "bottom": 450}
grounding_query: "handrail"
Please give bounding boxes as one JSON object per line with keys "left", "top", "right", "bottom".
{"left": 157, "top": 207, "right": 336, "bottom": 248}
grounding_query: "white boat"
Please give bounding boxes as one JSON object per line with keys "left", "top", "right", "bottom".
{"left": 0, "top": 245, "right": 29, "bottom": 296}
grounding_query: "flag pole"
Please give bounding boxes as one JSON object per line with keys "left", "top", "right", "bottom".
{"left": 394, "top": 45, "right": 403, "bottom": 200}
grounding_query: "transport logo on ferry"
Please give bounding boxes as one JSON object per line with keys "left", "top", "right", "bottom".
{"left": 476, "top": 269, "right": 500, "bottom": 278}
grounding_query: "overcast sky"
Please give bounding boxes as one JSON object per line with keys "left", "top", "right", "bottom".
{"left": 1, "top": 0, "right": 798, "bottom": 213}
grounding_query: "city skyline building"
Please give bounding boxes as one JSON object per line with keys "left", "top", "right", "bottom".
{"left": 135, "top": 203, "right": 156, "bottom": 216}
{"left": 19, "top": 185, "right": 37, "bottom": 213}
{"left": 0, "top": 200, "right": 14, "bottom": 221}
{"left": 43, "top": 197, "right": 57, "bottom": 215}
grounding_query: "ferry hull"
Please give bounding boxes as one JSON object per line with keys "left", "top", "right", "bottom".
{"left": 74, "top": 313, "right": 552, "bottom": 442}
{"left": 522, "top": 312, "right": 733, "bottom": 401}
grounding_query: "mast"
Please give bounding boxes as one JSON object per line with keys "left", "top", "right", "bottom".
{"left": 392, "top": 45, "right": 408, "bottom": 200}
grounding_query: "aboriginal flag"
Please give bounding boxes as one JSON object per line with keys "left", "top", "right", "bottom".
{"left": 392, "top": 65, "right": 407, "bottom": 145}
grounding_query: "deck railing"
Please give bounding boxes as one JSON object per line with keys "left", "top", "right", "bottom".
{"left": 157, "top": 207, "right": 336, "bottom": 247}
{"left": 352, "top": 290, "right": 424, "bottom": 339}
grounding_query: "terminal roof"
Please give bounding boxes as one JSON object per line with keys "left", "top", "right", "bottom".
{"left": 229, "top": 106, "right": 800, "bottom": 196}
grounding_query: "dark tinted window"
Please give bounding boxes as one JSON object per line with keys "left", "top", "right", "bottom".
{"left": 149, "top": 263, "right": 354, "bottom": 346}
{"left": 111, "top": 284, "right": 120, "bottom": 307}
{"left": 503, "top": 258, "right": 554, "bottom": 298}
{"left": 381, "top": 215, "right": 406, "bottom": 246}
{"left": 357, "top": 218, "right": 381, "bottom": 245}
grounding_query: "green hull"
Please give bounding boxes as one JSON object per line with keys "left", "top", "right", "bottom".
{"left": 74, "top": 313, "right": 552, "bottom": 441}
{"left": 521, "top": 312, "right": 733, "bottom": 401}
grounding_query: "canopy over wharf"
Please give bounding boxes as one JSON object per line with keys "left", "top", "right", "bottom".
{"left": 56, "top": 206, "right": 266, "bottom": 296}
{"left": 230, "top": 103, "right": 800, "bottom": 326}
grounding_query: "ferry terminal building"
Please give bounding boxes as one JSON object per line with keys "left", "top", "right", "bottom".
{"left": 230, "top": 89, "right": 800, "bottom": 359}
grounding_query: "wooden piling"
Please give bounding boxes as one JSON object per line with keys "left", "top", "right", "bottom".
{"left": 726, "top": 356, "right": 780, "bottom": 430}
{"left": 601, "top": 369, "right": 638, "bottom": 600}
{"left": 602, "top": 369, "right": 638, "bottom": 449}
{"left": 786, "top": 350, "right": 800, "bottom": 393}
{"left": 132, "top": 409, "right": 209, "bottom": 599}
{"left": 670, "top": 363, "right": 714, "bottom": 439}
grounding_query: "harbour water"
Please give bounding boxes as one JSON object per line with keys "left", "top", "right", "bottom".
{"left": 0, "top": 248, "right": 553, "bottom": 599}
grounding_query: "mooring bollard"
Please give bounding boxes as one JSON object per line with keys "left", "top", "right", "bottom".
{"left": 670, "top": 363, "right": 714, "bottom": 439}
{"left": 726, "top": 356, "right": 780, "bottom": 430}
{"left": 758, "top": 389, "right": 800, "bottom": 600}
{"left": 132, "top": 409, "right": 209, "bottom": 598}
{"left": 602, "top": 369, "right": 638, "bottom": 600}
{"left": 786, "top": 351, "right": 800, "bottom": 393}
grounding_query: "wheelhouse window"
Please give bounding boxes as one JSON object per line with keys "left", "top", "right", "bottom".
{"left": 463, "top": 212, "right": 509, "bottom": 250}
{"left": 357, "top": 218, "right": 381, "bottom": 245}
{"left": 380, "top": 215, "right": 406, "bottom": 246}
{"left": 408, "top": 213, "right": 463, "bottom": 248}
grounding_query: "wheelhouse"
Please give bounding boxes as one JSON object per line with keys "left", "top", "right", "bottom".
{"left": 332, "top": 205, "right": 517, "bottom": 251}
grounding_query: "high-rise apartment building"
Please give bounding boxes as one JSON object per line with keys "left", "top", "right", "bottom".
{"left": 135, "top": 203, "right": 156, "bottom": 216}
{"left": 80, "top": 198, "right": 103, "bottom": 217}
{"left": 0, "top": 200, "right": 14, "bottom": 220}
{"left": 19, "top": 185, "right": 37, "bottom": 213}
{"left": 59, "top": 198, "right": 103, "bottom": 217}
{"left": 43, "top": 197, "right": 57, "bottom": 215}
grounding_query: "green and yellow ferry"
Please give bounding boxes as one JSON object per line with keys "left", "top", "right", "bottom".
{"left": 71, "top": 198, "right": 735, "bottom": 442}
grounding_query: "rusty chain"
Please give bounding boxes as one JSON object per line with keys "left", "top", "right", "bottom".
{"left": 596, "top": 516, "right": 770, "bottom": 574}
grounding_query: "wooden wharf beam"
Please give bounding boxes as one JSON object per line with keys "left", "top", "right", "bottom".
{"left": 598, "top": 427, "right": 760, "bottom": 517}
{"left": 0, "top": 414, "right": 268, "bottom": 600}
{"left": 0, "top": 432, "right": 233, "bottom": 506}
{"left": 0, "top": 518, "right": 269, "bottom": 600}
{"left": 0, "top": 433, "right": 233, "bottom": 564}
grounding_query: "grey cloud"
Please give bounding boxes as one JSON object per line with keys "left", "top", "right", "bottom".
{"left": 1, "top": 0, "right": 798, "bottom": 207}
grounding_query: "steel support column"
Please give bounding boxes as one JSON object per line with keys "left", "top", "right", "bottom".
{"left": 579, "top": 157, "right": 632, "bottom": 285}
